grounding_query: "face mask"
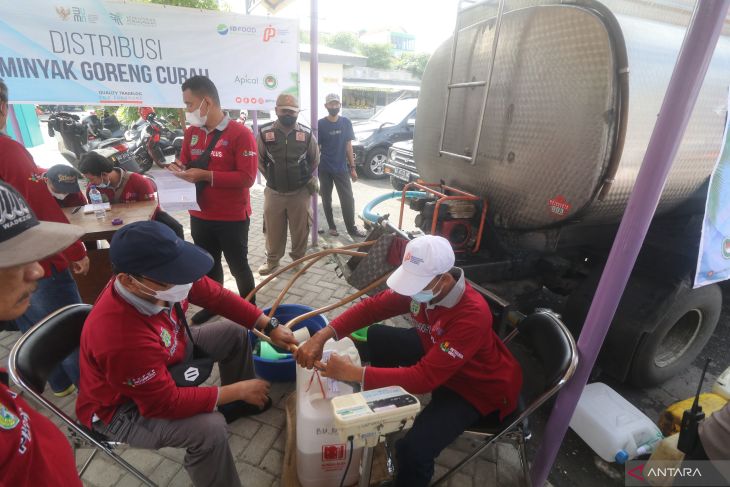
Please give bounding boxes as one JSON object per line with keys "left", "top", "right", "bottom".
{"left": 185, "top": 100, "right": 208, "bottom": 128}
{"left": 411, "top": 276, "right": 444, "bottom": 303}
{"left": 96, "top": 176, "right": 110, "bottom": 189}
{"left": 327, "top": 107, "right": 340, "bottom": 117}
{"left": 133, "top": 277, "right": 193, "bottom": 303}
{"left": 278, "top": 114, "right": 297, "bottom": 127}
{"left": 51, "top": 190, "right": 68, "bottom": 200}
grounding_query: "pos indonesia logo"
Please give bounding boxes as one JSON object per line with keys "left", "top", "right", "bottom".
{"left": 264, "top": 75, "right": 278, "bottom": 90}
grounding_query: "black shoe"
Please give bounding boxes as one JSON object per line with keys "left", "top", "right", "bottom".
{"left": 218, "top": 396, "right": 272, "bottom": 423}
{"left": 191, "top": 309, "right": 216, "bottom": 324}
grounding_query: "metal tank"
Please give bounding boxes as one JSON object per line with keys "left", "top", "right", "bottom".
{"left": 414, "top": 0, "right": 730, "bottom": 232}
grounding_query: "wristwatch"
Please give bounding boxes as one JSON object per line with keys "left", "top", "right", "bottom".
{"left": 263, "top": 316, "right": 280, "bottom": 336}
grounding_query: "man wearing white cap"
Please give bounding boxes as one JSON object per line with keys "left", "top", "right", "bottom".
{"left": 296, "top": 235, "right": 523, "bottom": 487}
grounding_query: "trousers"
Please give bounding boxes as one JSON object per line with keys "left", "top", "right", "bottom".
{"left": 263, "top": 185, "right": 312, "bottom": 264}
{"left": 318, "top": 169, "right": 357, "bottom": 233}
{"left": 93, "top": 321, "right": 255, "bottom": 487}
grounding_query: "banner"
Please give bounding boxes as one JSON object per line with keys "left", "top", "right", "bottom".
{"left": 694, "top": 90, "right": 730, "bottom": 288}
{"left": 0, "top": 0, "right": 299, "bottom": 110}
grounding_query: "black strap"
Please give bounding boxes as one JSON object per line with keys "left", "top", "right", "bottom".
{"left": 174, "top": 302, "right": 196, "bottom": 345}
{"left": 187, "top": 130, "right": 224, "bottom": 195}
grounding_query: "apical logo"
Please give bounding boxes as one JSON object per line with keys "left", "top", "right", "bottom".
{"left": 217, "top": 24, "right": 229, "bottom": 36}
{"left": 264, "top": 75, "right": 277, "bottom": 89}
{"left": 263, "top": 25, "right": 277, "bottom": 42}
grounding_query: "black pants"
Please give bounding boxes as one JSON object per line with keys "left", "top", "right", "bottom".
{"left": 319, "top": 170, "right": 356, "bottom": 233}
{"left": 367, "top": 325, "right": 485, "bottom": 487}
{"left": 190, "top": 216, "right": 255, "bottom": 304}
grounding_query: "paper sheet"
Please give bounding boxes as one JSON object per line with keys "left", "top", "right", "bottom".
{"left": 148, "top": 169, "right": 200, "bottom": 212}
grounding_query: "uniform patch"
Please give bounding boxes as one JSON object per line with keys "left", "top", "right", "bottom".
{"left": 242, "top": 150, "right": 256, "bottom": 157}
{"left": 191, "top": 135, "right": 199, "bottom": 146}
{"left": 160, "top": 328, "right": 172, "bottom": 348}
{"left": 264, "top": 131, "right": 275, "bottom": 142}
{"left": 410, "top": 300, "right": 421, "bottom": 315}
{"left": 296, "top": 131, "right": 306, "bottom": 142}
{"left": 0, "top": 402, "right": 20, "bottom": 430}
{"left": 440, "top": 341, "right": 464, "bottom": 359}
{"left": 124, "top": 369, "right": 157, "bottom": 388}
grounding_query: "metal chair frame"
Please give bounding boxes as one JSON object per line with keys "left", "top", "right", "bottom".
{"left": 431, "top": 309, "right": 579, "bottom": 486}
{"left": 7, "top": 304, "right": 156, "bottom": 486}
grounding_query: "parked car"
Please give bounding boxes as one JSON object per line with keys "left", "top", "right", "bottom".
{"left": 352, "top": 98, "right": 417, "bottom": 179}
{"left": 384, "top": 139, "right": 420, "bottom": 190}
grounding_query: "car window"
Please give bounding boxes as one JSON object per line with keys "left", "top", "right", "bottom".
{"left": 372, "top": 99, "right": 418, "bottom": 125}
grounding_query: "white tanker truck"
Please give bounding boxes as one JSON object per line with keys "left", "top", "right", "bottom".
{"left": 381, "top": 0, "right": 730, "bottom": 387}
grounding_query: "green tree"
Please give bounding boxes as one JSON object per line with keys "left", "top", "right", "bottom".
{"left": 395, "top": 52, "right": 431, "bottom": 79}
{"left": 358, "top": 43, "right": 394, "bottom": 69}
{"left": 325, "top": 32, "right": 361, "bottom": 53}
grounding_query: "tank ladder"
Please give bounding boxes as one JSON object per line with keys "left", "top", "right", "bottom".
{"left": 438, "top": 0, "right": 506, "bottom": 165}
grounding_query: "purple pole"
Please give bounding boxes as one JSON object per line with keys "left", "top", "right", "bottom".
{"left": 253, "top": 111, "right": 261, "bottom": 185}
{"left": 7, "top": 105, "right": 26, "bottom": 146}
{"left": 530, "top": 2, "right": 730, "bottom": 485}
{"left": 309, "top": 0, "right": 319, "bottom": 246}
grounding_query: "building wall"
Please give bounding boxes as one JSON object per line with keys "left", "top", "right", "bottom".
{"left": 298, "top": 60, "right": 343, "bottom": 127}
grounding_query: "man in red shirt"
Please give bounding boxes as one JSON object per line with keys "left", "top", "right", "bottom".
{"left": 0, "top": 180, "right": 84, "bottom": 486}
{"left": 78, "top": 151, "right": 184, "bottom": 238}
{"left": 0, "top": 78, "right": 88, "bottom": 397}
{"left": 296, "top": 235, "right": 523, "bottom": 487}
{"left": 169, "top": 76, "right": 259, "bottom": 323}
{"left": 76, "top": 221, "right": 297, "bottom": 487}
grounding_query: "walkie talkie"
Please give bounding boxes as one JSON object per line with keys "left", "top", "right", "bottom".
{"left": 677, "top": 358, "right": 711, "bottom": 454}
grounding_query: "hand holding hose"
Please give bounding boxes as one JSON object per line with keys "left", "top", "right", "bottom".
{"left": 294, "top": 326, "right": 335, "bottom": 369}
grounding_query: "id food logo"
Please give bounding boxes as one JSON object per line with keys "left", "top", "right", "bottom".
{"left": 217, "top": 24, "right": 257, "bottom": 36}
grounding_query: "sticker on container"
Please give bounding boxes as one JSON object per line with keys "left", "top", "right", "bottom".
{"left": 548, "top": 195, "right": 572, "bottom": 218}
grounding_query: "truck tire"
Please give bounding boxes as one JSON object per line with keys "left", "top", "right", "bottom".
{"left": 628, "top": 283, "right": 721, "bottom": 387}
{"left": 390, "top": 177, "right": 406, "bottom": 190}
{"left": 362, "top": 148, "right": 388, "bottom": 179}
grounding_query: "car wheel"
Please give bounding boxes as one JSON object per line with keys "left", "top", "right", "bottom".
{"left": 362, "top": 148, "right": 389, "bottom": 179}
{"left": 628, "top": 283, "right": 721, "bottom": 387}
{"left": 390, "top": 177, "right": 406, "bottom": 190}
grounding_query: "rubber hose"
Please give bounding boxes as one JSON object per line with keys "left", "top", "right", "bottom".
{"left": 362, "top": 191, "right": 427, "bottom": 223}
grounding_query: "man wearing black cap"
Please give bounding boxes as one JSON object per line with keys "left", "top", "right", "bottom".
{"left": 44, "top": 164, "right": 87, "bottom": 208}
{"left": 0, "top": 181, "right": 84, "bottom": 486}
{"left": 76, "top": 221, "right": 297, "bottom": 487}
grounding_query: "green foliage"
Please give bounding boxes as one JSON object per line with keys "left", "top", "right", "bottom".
{"left": 394, "top": 52, "right": 431, "bottom": 79}
{"left": 143, "top": 0, "right": 219, "bottom": 9}
{"left": 358, "top": 43, "right": 394, "bottom": 69}
{"left": 115, "top": 106, "right": 184, "bottom": 128}
{"left": 326, "top": 32, "right": 361, "bottom": 53}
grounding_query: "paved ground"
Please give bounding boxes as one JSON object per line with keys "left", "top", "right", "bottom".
{"left": 7, "top": 129, "right": 729, "bottom": 486}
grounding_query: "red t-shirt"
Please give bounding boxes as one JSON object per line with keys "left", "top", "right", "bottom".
{"left": 0, "top": 371, "right": 82, "bottom": 487}
{"left": 0, "top": 134, "right": 86, "bottom": 277}
{"left": 85, "top": 169, "right": 155, "bottom": 204}
{"left": 330, "top": 284, "right": 523, "bottom": 418}
{"left": 179, "top": 119, "right": 258, "bottom": 221}
{"left": 76, "top": 276, "right": 264, "bottom": 427}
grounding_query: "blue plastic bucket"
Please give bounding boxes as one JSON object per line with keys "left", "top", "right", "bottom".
{"left": 250, "top": 304, "right": 327, "bottom": 382}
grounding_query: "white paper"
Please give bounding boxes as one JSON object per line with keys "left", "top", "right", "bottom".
{"left": 82, "top": 202, "right": 111, "bottom": 214}
{"left": 148, "top": 169, "right": 200, "bottom": 212}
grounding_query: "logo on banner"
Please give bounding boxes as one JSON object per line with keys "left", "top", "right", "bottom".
{"left": 722, "top": 238, "right": 730, "bottom": 259}
{"left": 264, "top": 75, "right": 277, "bottom": 89}
{"left": 263, "top": 25, "right": 277, "bottom": 42}
{"left": 55, "top": 6, "right": 71, "bottom": 20}
{"left": 217, "top": 24, "right": 229, "bottom": 35}
{"left": 218, "top": 24, "right": 257, "bottom": 36}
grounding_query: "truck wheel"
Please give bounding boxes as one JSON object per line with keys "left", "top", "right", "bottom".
{"left": 628, "top": 283, "right": 721, "bottom": 387}
{"left": 362, "top": 148, "right": 388, "bottom": 179}
{"left": 390, "top": 177, "right": 406, "bottom": 190}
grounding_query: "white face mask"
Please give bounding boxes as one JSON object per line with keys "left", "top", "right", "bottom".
{"left": 411, "top": 276, "right": 444, "bottom": 303}
{"left": 133, "top": 277, "right": 193, "bottom": 303}
{"left": 185, "top": 100, "right": 208, "bottom": 128}
{"left": 51, "top": 190, "right": 69, "bottom": 200}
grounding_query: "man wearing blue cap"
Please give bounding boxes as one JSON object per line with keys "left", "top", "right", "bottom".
{"left": 76, "top": 221, "right": 297, "bottom": 487}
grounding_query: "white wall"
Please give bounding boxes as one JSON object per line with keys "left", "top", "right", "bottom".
{"left": 298, "top": 60, "right": 343, "bottom": 127}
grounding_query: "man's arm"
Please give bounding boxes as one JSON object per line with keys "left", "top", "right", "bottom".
{"left": 188, "top": 276, "right": 267, "bottom": 330}
{"left": 208, "top": 126, "right": 258, "bottom": 189}
{"left": 256, "top": 130, "right": 267, "bottom": 175}
{"left": 308, "top": 132, "right": 320, "bottom": 173}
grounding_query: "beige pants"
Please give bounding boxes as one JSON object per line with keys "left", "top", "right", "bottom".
{"left": 263, "top": 185, "right": 312, "bottom": 264}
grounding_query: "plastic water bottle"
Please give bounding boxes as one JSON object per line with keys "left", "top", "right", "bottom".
{"left": 89, "top": 185, "right": 105, "bottom": 221}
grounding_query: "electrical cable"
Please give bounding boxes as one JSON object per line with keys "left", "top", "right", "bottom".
{"left": 339, "top": 436, "right": 355, "bottom": 487}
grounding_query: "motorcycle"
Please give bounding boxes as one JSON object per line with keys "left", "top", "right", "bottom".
{"left": 124, "top": 112, "right": 182, "bottom": 172}
{"left": 83, "top": 109, "right": 125, "bottom": 140}
{"left": 47, "top": 112, "right": 160, "bottom": 174}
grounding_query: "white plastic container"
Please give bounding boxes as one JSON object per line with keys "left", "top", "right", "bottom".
{"left": 296, "top": 337, "right": 363, "bottom": 487}
{"left": 569, "top": 382, "right": 663, "bottom": 463}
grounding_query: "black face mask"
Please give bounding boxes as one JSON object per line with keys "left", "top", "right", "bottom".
{"left": 278, "top": 114, "right": 297, "bottom": 127}
{"left": 327, "top": 107, "right": 340, "bottom": 117}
